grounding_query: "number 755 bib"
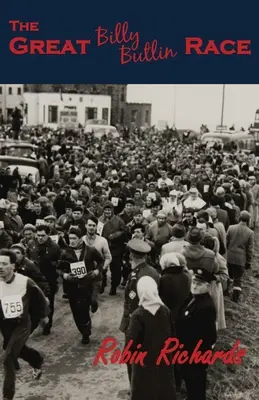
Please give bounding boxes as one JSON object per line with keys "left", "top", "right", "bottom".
{"left": 70, "top": 261, "right": 87, "bottom": 279}
{"left": 1, "top": 295, "right": 23, "bottom": 319}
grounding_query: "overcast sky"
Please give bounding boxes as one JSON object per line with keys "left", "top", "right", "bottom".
{"left": 127, "top": 85, "right": 259, "bottom": 131}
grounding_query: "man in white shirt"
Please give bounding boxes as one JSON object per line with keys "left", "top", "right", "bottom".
{"left": 83, "top": 217, "right": 112, "bottom": 293}
{"left": 157, "top": 170, "right": 173, "bottom": 189}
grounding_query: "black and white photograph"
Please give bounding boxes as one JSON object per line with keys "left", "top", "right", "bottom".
{"left": 0, "top": 83, "right": 259, "bottom": 400}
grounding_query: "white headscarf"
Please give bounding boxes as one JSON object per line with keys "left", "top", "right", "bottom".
{"left": 160, "top": 253, "right": 180, "bottom": 270}
{"left": 137, "top": 276, "right": 164, "bottom": 316}
{"left": 160, "top": 252, "right": 189, "bottom": 272}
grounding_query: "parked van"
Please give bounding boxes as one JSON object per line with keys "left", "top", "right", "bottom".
{"left": 230, "top": 130, "right": 259, "bottom": 153}
{"left": 0, "top": 156, "right": 40, "bottom": 183}
{"left": 84, "top": 124, "right": 120, "bottom": 139}
{"left": 201, "top": 132, "right": 232, "bottom": 147}
{"left": 0, "top": 142, "right": 38, "bottom": 158}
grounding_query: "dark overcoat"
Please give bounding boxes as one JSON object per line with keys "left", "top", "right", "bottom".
{"left": 126, "top": 305, "right": 176, "bottom": 400}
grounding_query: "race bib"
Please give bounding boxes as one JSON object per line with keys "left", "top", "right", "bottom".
{"left": 204, "top": 185, "right": 209, "bottom": 193}
{"left": 70, "top": 261, "right": 87, "bottom": 279}
{"left": 36, "top": 219, "right": 45, "bottom": 226}
{"left": 97, "top": 221, "right": 104, "bottom": 236}
{"left": 50, "top": 235, "right": 59, "bottom": 244}
{"left": 143, "top": 209, "right": 151, "bottom": 219}
{"left": 183, "top": 185, "right": 188, "bottom": 192}
{"left": 148, "top": 193, "right": 156, "bottom": 201}
{"left": 111, "top": 197, "right": 119, "bottom": 207}
{"left": 1, "top": 295, "right": 23, "bottom": 319}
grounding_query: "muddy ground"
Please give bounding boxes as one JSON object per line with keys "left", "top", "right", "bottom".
{"left": 1, "top": 229, "right": 259, "bottom": 400}
{"left": 0, "top": 286, "right": 129, "bottom": 400}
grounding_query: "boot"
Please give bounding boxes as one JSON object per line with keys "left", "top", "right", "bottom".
{"left": 91, "top": 301, "right": 98, "bottom": 313}
{"left": 81, "top": 335, "right": 90, "bottom": 345}
{"left": 15, "top": 359, "right": 20, "bottom": 370}
{"left": 232, "top": 289, "right": 241, "bottom": 303}
{"left": 32, "top": 356, "right": 44, "bottom": 380}
{"left": 121, "top": 278, "right": 127, "bottom": 287}
{"left": 99, "top": 282, "right": 105, "bottom": 294}
{"left": 42, "top": 324, "right": 51, "bottom": 336}
{"left": 224, "top": 279, "right": 232, "bottom": 297}
{"left": 109, "top": 286, "right": 117, "bottom": 296}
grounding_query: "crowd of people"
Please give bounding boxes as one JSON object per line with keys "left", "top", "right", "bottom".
{"left": 0, "top": 125, "right": 257, "bottom": 400}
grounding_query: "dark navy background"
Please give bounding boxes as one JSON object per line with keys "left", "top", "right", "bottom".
{"left": 1, "top": 0, "right": 258, "bottom": 83}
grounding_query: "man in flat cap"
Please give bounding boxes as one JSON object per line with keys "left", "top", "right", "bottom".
{"left": 44, "top": 215, "right": 58, "bottom": 235}
{"left": 145, "top": 211, "right": 173, "bottom": 267}
{"left": 119, "top": 198, "right": 135, "bottom": 225}
{"left": 119, "top": 238, "right": 160, "bottom": 385}
{"left": 226, "top": 210, "right": 254, "bottom": 302}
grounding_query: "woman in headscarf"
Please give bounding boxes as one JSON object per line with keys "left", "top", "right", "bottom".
{"left": 126, "top": 276, "right": 176, "bottom": 400}
{"left": 183, "top": 187, "right": 206, "bottom": 212}
{"left": 3, "top": 202, "right": 24, "bottom": 243}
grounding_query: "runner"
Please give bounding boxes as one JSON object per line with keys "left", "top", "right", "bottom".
{"left": 0, "top": 249, "right": 49, "bottom": 400}
{"left": 58, "top": 226, "right": 104, "bottom": 344}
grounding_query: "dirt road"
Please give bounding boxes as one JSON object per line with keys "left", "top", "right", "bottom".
{"left": 1, "top": 237, "right": 259, "bottom": 400}
{"left": 0, "top": 287, "right": 130, "bottom": 400}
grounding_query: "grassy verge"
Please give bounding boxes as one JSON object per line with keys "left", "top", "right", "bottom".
{"left": 206, "top": 271, "right": 259, "bottom": 400}
{"left": 178, "top": 227, "right": 259, "bottom": 400}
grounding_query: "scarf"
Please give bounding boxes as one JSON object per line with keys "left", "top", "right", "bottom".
{"left": 70, "top": 239, "right": 84, "bottom": 250}
{"left": 137, "top": 276, "right": 164, "bottom": 316}
{"left": 71, "top": 240, "right": 84, "bottom": 260}
{"left": 184, "top": 196, "right": 206, "bottom": 209}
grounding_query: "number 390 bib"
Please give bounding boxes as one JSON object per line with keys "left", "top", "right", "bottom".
{"left": 70, "top": 261, "right": 87, "bottom": 279}
{"left": 1, "top": 295, "right": 23, "bottom": 319}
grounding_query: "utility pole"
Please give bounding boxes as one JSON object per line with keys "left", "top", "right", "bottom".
{"left": 173, "top": 85, "right": 177, "bottom": 127}
{"left": 220, "top": 84, "right": 226, "bottom": 129}
{"left": 2, "top": 84, "right": 6, "bottom": 122}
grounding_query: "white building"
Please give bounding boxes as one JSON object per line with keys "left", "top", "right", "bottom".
{"left": 23, "top": 92, "right": 111, "bottom": 128}
{"left": 0, "top": 84, "right": 24, "bottom": 120}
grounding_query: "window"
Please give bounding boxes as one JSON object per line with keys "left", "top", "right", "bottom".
{"left": 102, "top": 108, "right": 108, "bottom": 122}
{"left": 121, "top": 90, "right": 125, "bottom": 102}
{"left": 131, "top": 110, "right": 138, "bottom": 123}
{"left": 107, "top": 86, "right": 113, "bottom": 96}
{"left": 48, "top": 105, "right": 58, "bottom": 123}
{"left": 255, "top": 113, "right": 259, "bottom": 121}
{"left": 0, "top": 87, "right": 2, "bottom": 95}
{"left": 85, "top": 107, "right": 97, "bottom": 120}
{"left": 17, "top": 87, "right": 22, "bottom": 95}
{"left": 120, "top": 108, "right": 124, "bottom": 124}
{"left": 8, "top": 87, "right": 12, "bottom": 95}
{"left": 145, "top": 110, "right": 149, "bottom": 123}
{"left": 79, "top": 97, "right": 83, "bottom": 102}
